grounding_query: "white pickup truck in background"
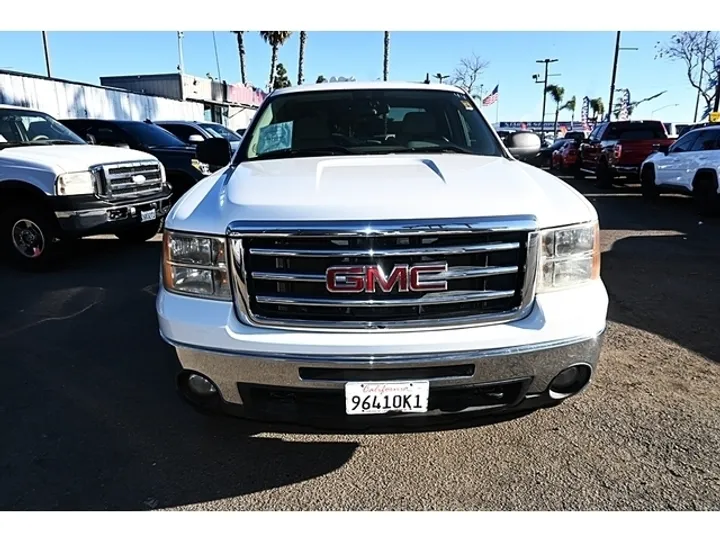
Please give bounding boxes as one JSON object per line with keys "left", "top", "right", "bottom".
{"left": 0, "top": 105, "right": 172, "bottom": 270}
{"left": 156, "top": 82, "right": 609, "bottom": 426}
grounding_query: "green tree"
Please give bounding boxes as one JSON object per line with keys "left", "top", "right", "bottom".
{"left": 383, "top": 31, "right": 390, "bottom": 81}
{"left": 273, "top": 63, "right": 292, "bottom": 89}
{"left": 563, "top": 95, "right": 577, "bottom": 127}
{"left": 316, "top": 75, "right": 327, "bottom": 83}
{"left": 589, "top": 98, "right": 605, "bottom": 123}
{"left": 259, "top": 31, "right": 293, "bottom": 89}
{"left": 297, "top": 31, "right": 307, "bottom": 85}
{"left": 612, "top": 90, "right": 667, "bottom": 119}
{"left": 546, "top": 84, "right": 565, "bottom": 138}
{"left": 232, "top": 31, "right": 247, "bottom": 84}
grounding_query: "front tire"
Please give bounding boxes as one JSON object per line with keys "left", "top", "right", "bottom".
{"left": 1, "top": 204, "right": 60, "bottom": 271}
{"left": 641, "top": 165, "right": 659, "bottom": 201}
{"left": 114, "top": 220, "right": 162, "bottom": 243}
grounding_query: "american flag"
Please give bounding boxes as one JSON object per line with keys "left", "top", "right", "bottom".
{"left": 482, "top": 85, "right": 499, "bottom": 106}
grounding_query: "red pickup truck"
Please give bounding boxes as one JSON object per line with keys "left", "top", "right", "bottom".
{"left": 577, "top": 120, "right": 670, "bottom": 187}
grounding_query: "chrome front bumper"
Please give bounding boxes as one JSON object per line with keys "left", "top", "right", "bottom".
{"left": 163, "top": 329, "right": 605, "bottom": 408}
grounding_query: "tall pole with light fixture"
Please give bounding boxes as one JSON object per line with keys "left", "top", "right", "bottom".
{"left": 534, "top": 58, "right": 559, "bottom": 140}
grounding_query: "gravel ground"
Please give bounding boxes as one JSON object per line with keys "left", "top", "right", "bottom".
{"left": 1, "top": 173, "right": 718, "bottom": 511}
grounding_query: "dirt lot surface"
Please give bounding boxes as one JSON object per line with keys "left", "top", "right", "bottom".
{"left": 1, "top": 173, "right": 719, "bottom": 510}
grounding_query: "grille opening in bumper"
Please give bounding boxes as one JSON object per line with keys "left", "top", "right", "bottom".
{"left": 299, "top": 364, "right": 475, "bottom": 382}
{"left": 229, "top": 218, "right": 539, "bottom": 330}
{"left": 236, "top": 378, "right": 531, "bottom": 419}
{"left": 93, "top": 160, "right": 164, "bottom": 200}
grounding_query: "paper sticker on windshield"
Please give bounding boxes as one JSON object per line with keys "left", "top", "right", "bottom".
{"left": 257, "top": 121, "right": 293, "bottom": 154}
{"left": 460, "top": 100, "right": 474, "bottom": 110}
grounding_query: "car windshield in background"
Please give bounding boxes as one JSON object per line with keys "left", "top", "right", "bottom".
{"left": 241, "top": 88, "right": 504, "bottom": 161}
{"left": 0, "top": 110, "right": 85, "bottom": 146}
{"left": 606, "top": 122, "right": 667, "bottom": 140}
{"left": 199, "top": 123, "right": 243, "bottom": 141}
{"left": 120, "top": 122, "right": 187, "bottom": 148}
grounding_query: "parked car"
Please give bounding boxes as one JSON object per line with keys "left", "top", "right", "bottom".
{"left": 550, "top": 139, "right": 580, "bottom": 172}
{"left": 0, "top": 105, "right": 171, "bottom": 269}
{"left": 534, "top": 138, "right": 572, "bottom": 168}
{"left": 59, "top": 119, "right": 214, "bottom": 202}
{"left": 155, "top": 120, "right": 243, "bottom": 154}
{"left": 640, "top": 124, "right": 720, "bottom": 216}
{"left": 577, "top": 120, "right": 670, "bottom": 187}
{"left": 156, "top": 81, "right": 608, "bottom": 425}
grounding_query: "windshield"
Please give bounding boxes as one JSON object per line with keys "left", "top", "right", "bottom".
{"left": 0, "top": 109, "right": 85, "bottom": 146}
{"left": 239, "top": 88, "right": 504, "bottom": 161}
{"left": 198, "top": 123, "right": 243, "bottom": 141}
{"left": 120, "top": 122, "right": 187, "bottom": 148}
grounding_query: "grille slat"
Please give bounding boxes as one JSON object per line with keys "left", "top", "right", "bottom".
{"left": 248, "top": 241, "right": 520, "bottom": 258}
{"left": 229, "top": 219, "right": 538, "bottom": 330}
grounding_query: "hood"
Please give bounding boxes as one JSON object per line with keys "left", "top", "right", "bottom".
{"left": 0, "top": 144, "right": 158, "bottom": 174}
{"left": 167, "top": 154, "right": 598, "bottom": 236}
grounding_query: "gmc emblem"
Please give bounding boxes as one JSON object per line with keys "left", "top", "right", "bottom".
{"left": 325, "top": 263, "right": 448, "bottom": 293}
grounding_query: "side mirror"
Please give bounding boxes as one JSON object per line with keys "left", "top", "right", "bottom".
{"left": 196, "top": 138, "right": 232, "bottom": 168}
{"left": 653, "top": 143, "right": 671, "bottom": 155}
{"left": 188, "top": 134, "right": 205, "bottom": 144}
{"left": 505, "top": 131, "right": 542, "bottom": 159}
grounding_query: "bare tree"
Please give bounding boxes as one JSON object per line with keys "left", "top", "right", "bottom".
{"left": 656, "top": 32, "right": 719, "bottom": 120}
{"left": 450, "top": 53, "right": 490, "bottom": 95}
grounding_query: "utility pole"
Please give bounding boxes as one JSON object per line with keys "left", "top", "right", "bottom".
{"left": 534, "top": 58, "right": 559, "bottom": 140}
{"left": 714, "top": 55, "right": 720, "bottom": 114}
{"left": 177, "top": 31, "right": 185, "bottom": 74}
{"left": 693, "top": 31, "right": 710, "bottom": 123}
{"left": 41, "top": 31, "right": 51, "bottom": 78}
{"left": 607, "top": 31, "right": 638, "bottom": 122}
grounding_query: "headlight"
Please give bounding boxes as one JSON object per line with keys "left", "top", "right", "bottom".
{"left": 537, "top": 221, "right": 600, "bottom": 293}
{"left": 191, "top": 159, "right": 211, "bottom": 175}
{"left": 162, "top": 231, "right": 231, "bottom": 300}
{"left": 55, "top": 171, "right": 96, "bottom": 196}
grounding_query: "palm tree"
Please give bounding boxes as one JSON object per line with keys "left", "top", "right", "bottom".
{"left": 589, "top": 98, "right": 605, "bottom": 123}
{"left": 232, "top": 32, "right": 247, "bottom": 85}
{"left": 259, "top": 31, "right": 293, "bottom": 89}
{"left": 297, "top": 31, "right": 307, "bottom": 85}
{"left": 383, "top": 32, "right": 390, "bottom": 81}
{"left": 563, "top": 95, "right": 577, "bottom": 129}
{"left": 546, "top": 84, "right": 565, "bottom": 139}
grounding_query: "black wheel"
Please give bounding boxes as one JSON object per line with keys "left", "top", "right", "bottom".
{"left": 692, "top": 174, "right": 720, "bottom": 217}
{"left": 596, "top": 160, "right": 614, "bottom": 188}
{"left": 114, "top": 220, "right": 161, "bottom": 243}
{"left": 640, "top": 165, "right": 659, "bottom": 201}
{"left": 1, "top": 204, "right": 60, "bottom": 271}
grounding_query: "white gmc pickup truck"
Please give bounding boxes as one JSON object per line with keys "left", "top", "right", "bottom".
{"left": 156, "top": 82, "right": 609, "bottom": 426}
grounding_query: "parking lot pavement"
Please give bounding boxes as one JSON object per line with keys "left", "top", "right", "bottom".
{"left": 1, "top": 173, "right": 719, "bottom": 511}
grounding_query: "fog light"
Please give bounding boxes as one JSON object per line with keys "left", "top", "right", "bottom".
{"left": 549, "top": 364, "right": 592, "bottom": 398}
{"left": 187, "top": 374, "right": 217, "bottom": 397}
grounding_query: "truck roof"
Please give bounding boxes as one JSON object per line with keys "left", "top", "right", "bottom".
{"left": 0, "top": 104, "right": 41, "bottom": 112}
{"left": 269, "top": 81, "right": 466, "bottom": 97}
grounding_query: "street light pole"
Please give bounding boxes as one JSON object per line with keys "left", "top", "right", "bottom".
{"left": 651, "top": 103, "right": 679, "bottom": 119}
{"left": 41, "top": 31, "right": 51, "bottom": 78}
{"left": 714, "top": 55, "right": 720, "bottom": 113}
{"left": 535, "top": 58, "right": 559, "bottom": 140}
{"left": 607, "top": 31, "right": 638, "bottom": 122}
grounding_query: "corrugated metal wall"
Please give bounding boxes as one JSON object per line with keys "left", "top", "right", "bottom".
{"left": 99, "top": 74, "right": 183, "bottom": 101}
{"left": 0, "top": 73, "right": 204, "bottom": 121}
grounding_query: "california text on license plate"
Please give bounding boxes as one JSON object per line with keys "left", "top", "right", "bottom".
{"left": 140, "top": 209, "right": 157, "bottom": 222}
{"left": 345, "top": 381, "right": 430, "bottom": 415}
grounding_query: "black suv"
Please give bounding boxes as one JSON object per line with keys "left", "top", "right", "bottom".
{"left": 59, "top": 119, "right": 213, "bottom": 201}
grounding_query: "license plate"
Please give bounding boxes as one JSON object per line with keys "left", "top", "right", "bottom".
{"left": 345, "top": 381, "right": 430, "bottom": 415}
{"left": 140, "top": 209, "right": 157, "bottom": 222}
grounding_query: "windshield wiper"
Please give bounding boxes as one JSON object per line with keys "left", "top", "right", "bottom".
{"left": 252, "top": 146, "right": 355, "bottom": 160}
{"left": 390, "top": 144, "right": 476, "bottom": 155}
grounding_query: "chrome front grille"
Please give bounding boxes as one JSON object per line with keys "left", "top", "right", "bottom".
{"left": 228, "top": 217, "right": 539, "bottom": 331}
{"left": 93, "top": 160, "right": 163, "bottom": 200}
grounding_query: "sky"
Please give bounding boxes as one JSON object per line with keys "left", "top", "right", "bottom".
{"left": 0, "top": 31, "right": 706, "bottom": 123}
